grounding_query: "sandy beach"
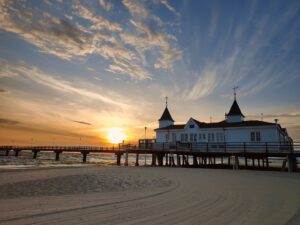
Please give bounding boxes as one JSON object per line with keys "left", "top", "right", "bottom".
{"left": 0, "top": 166, "right": 299, "bottom": 225}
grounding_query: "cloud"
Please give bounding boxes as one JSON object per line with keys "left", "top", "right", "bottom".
{"left": 1, "top": 61, "right": 128, "bottom": 108}
{"left": 160, "top": 0, "right": 180, "bottom": 17}
{"left": 0, "top": 0, "right": 182, "bottom": 80}
{"left": 122, "top": 0, "right": 148, "bottom": 19}
{"left": 0, "top": 118, "right": 20, "bottom": 125}
{"left": 0, "top": 89, "right": 7, "bottom": 93}
{"left": 184, "top": 66, "right": 219, "bottom": 100}
{"left": 121, "top": 20, "right": 182, "bottom": 70}
{"left": 99, "top": 0, "right": 112, "bottom": 11}
{"left": 72, "top": 120, "right": 92, "bottom": 126}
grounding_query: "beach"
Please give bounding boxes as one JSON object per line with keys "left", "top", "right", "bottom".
{"left": 0, "top": 165, "right": 299, "bottom": 225}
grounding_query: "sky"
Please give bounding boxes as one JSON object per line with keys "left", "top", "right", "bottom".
{"left": 0, "top": 0, "right": 300, "bottom": 146}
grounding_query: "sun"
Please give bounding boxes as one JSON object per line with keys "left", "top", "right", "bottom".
{"left": 107, "top": 128, "right": 126, "bottom": 144}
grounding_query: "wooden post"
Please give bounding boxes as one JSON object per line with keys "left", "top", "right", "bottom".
{"left": 177, "top": 154, "right": 181, "bottom": 166}
{"left": 5, "top": 150, "right": 10, "bottom": 156}
{"left": 14, "top": 150, "right": 20, "bottom": 157}
{"left": 234, "top": 155, "right": 239, "bottom": 170}
{"left": 125, "top": 150, "right": 128, "bottom": 166}
{"left": 55, "top": 151, "right": 61, "bottom": 161}
{"left": 82, "top": 152, "right": 88, "bottom": 163}
{"left": 165, "top": 153, "right": 169, "bottom": 166}
{"left": 243, "top": 142, "right": 246, "bottom": 153}
{"left": 287, "top": 155, "right": 297, "bottom": 172}
{"left": 151, "top": 154, "right": 156, "bottom": 166}
{"left": 245, "top": 157, "right": 248, "bottom": 168}
{"left": 266, "top": 157, "right": 269, "bottom": 169}
{"left": 116, "top": 153, "right": 121, "bottom": 166}
{"left": 33, "top": 151, "right": 38, "bottom": 159}
{"left": 258, "top": 158, "right": 261, "bottom": 167}
{"left": 135, "top": 153, "right": 139, "bottom": 166}
{"left": 193, "top": 155, "right": 198, "bottom": 167}
{"left": 206, "top": 143, "right": 209, "bottom": 152}
{"left": 221, "top": 156, "right": 223, "bottom": 165}
{"left": 228, "top": 156, "right": 231, "bottom": 165}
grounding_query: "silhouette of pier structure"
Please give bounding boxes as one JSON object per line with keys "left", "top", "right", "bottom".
{"left": 0, "top": 140, "right": 299, "bottom": 172}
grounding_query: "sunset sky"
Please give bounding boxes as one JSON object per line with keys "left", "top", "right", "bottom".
{"left": 0, "top": 0, "right": 300, "bottom": 146}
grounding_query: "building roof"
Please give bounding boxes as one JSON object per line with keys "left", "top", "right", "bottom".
{"left": 155, "top": 124, "right": 184, "bottom": 131}
{"left": 227, "top": 100, "right": 244, "bottom": 117}
{"left": 159, "top": 107, "right": 174, "bottom": 122}
{"left": 156, "top": 120, "right": 276, "bottom": 130}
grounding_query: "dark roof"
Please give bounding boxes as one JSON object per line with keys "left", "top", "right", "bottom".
{"left": 227, "top": 100, "right": 244, "bottom": 117}
{"left": 159, "top": 107, "right": 174, "bottom": 122}
{"left": 155, "top": 124, "right": 184, "bottom": 131}
{"left": 156, "top": 120, "right": 276, "bottom": 130}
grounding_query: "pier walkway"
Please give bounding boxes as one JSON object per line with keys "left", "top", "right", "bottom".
{"left": 0, "top": 142, "right": 299, "bottom": 172}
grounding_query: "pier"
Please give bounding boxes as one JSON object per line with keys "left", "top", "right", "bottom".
{"left": 0, "top": 141, "right": 299, "bottom": 172}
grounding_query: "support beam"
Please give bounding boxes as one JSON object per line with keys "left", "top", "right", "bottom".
{"left": 287, "top": 155, "right": 297, "bottom": 172}
{"left": 151, "top": 154, "right": 156, "bottom": 166}
{"left": 14, "top": 150, "right": 20, "bottom": 157}
{"left": 33, "top": 151, "right": 39, "bottom": 159}
{"left": 81, "top": 151, "right": 89, "bottom": 163}
{"left": 135, "top": 153, "right": 139, "bottom": 166}
{"left": 177, "top": 154, "right": 181, "bottom": 166}
{"left": 55, "top": 151, "right": 62, "bottom": 161}
{"left": 124, "top": 150, "right": 128, "bottom": 166}
{"left": 116, "top": 153, "right": 121, "bottom": 166}
{"left": 5, "top": 150, "right": 10, "bottom": 156}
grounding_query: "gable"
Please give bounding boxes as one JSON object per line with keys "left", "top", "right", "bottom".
{"left": 184, "top": 118, "right": 199, "bottom": 130}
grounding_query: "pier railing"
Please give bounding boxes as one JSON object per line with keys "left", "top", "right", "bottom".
{"left": 142, "top": 141, "right": 297, "bottom": 153}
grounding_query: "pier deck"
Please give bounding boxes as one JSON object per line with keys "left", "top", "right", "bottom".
{"left": 0, "top": 142, "right": 299, "bottom": 172}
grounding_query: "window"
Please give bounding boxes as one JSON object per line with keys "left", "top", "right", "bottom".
{"left": 212, "top": 133, "right": 214, "bottom": 142}
{"left": 190, "top": 133, "right": 193, "bottom": 142}
{"left": 181, "top": 134, "right": 184, "bottom": 142}
{"left": 208, "top": 133, "right": 211, "bottom": 142}
{"left": 250, "top": 131, "right": 261, "bottom": 142}
{"left": 256, "top": 132, "right": 261, "bottom": 142}
{"left": 189, "top": 124, "right": 195, "bottom": 128}
{"left": 172, "top": 133, "right": 176, "bottom": 142}
{"left": 203, "top": 133, "right": 206, "bottom": 140}
{"left": 185, "top": 134, "right": 188, "bottom": 142}
{"left": 194, "top": 133, "right": 197, "bottom": 142}
{"left": 199, "top": 133, "right": 202, "bottom": 140}
{"left": 165, "top": 133, "right": 169, "bottom": 142}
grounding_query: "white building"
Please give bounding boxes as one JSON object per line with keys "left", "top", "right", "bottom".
{"left": 155, "top": 97, "right": 292, "bottom": 146}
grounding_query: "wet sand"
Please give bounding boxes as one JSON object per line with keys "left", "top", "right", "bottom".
{"left": 0, "top": 166, "right": 299, "bottom": 225}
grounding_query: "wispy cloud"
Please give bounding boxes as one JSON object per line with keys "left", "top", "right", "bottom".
{"left": 160, "top": 0, "right": 180, "bottom": 17}
{"left": 0, "top": 118, "right": 20, "bottom": 125}
{"left": 0, "top": 0, "right": 181, "bottom": 80}
{"left": 99, "top": 0, "right": 112, "bottom": 11}
{"left": 71, "top": 120, "right": 92, "bottom": 126}
{"left": 0, "top": 61, "right": 128, "bottom": 108}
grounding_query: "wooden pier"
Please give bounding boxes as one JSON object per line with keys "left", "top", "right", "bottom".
{"left": 0, "top": 141, "right": 299, "bottom": 172}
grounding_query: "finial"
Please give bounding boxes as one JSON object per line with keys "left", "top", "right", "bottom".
{"left": 233, "top": 86, "right": 239, "bottom": 100}
{"left": 165, "top": 96, "right": 168, "bottom": 107}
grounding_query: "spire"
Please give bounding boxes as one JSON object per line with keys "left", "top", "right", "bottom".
{"left": 233, "top": 86, "right": 238, "bottom": 101}
{"left": 227, "top": 99, "right": 244, "bottom": 117}
{"left": 159, "top": 96, "right": 174, "bottom": 122}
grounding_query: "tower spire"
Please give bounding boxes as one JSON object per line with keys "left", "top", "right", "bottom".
{"left": 165, "top": 96, "right": 168, "bottom": 107}
{"left": 233, "top": 86, "right": 239, "bottom": 100}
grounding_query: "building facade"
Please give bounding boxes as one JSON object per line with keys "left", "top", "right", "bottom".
{"left": 155, "top": 98, "right": 292, "bottom": 145}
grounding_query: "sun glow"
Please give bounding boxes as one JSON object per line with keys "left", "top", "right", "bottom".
{"left": 107, "top": 128, "right": 126, "bottom": 144}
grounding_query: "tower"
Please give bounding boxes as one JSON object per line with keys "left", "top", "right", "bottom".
{"left": 158, "top": 96, "right": 174, "bottom": 128}
{"left": 225, "top": 86, "right": 245, "bottom": 123}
